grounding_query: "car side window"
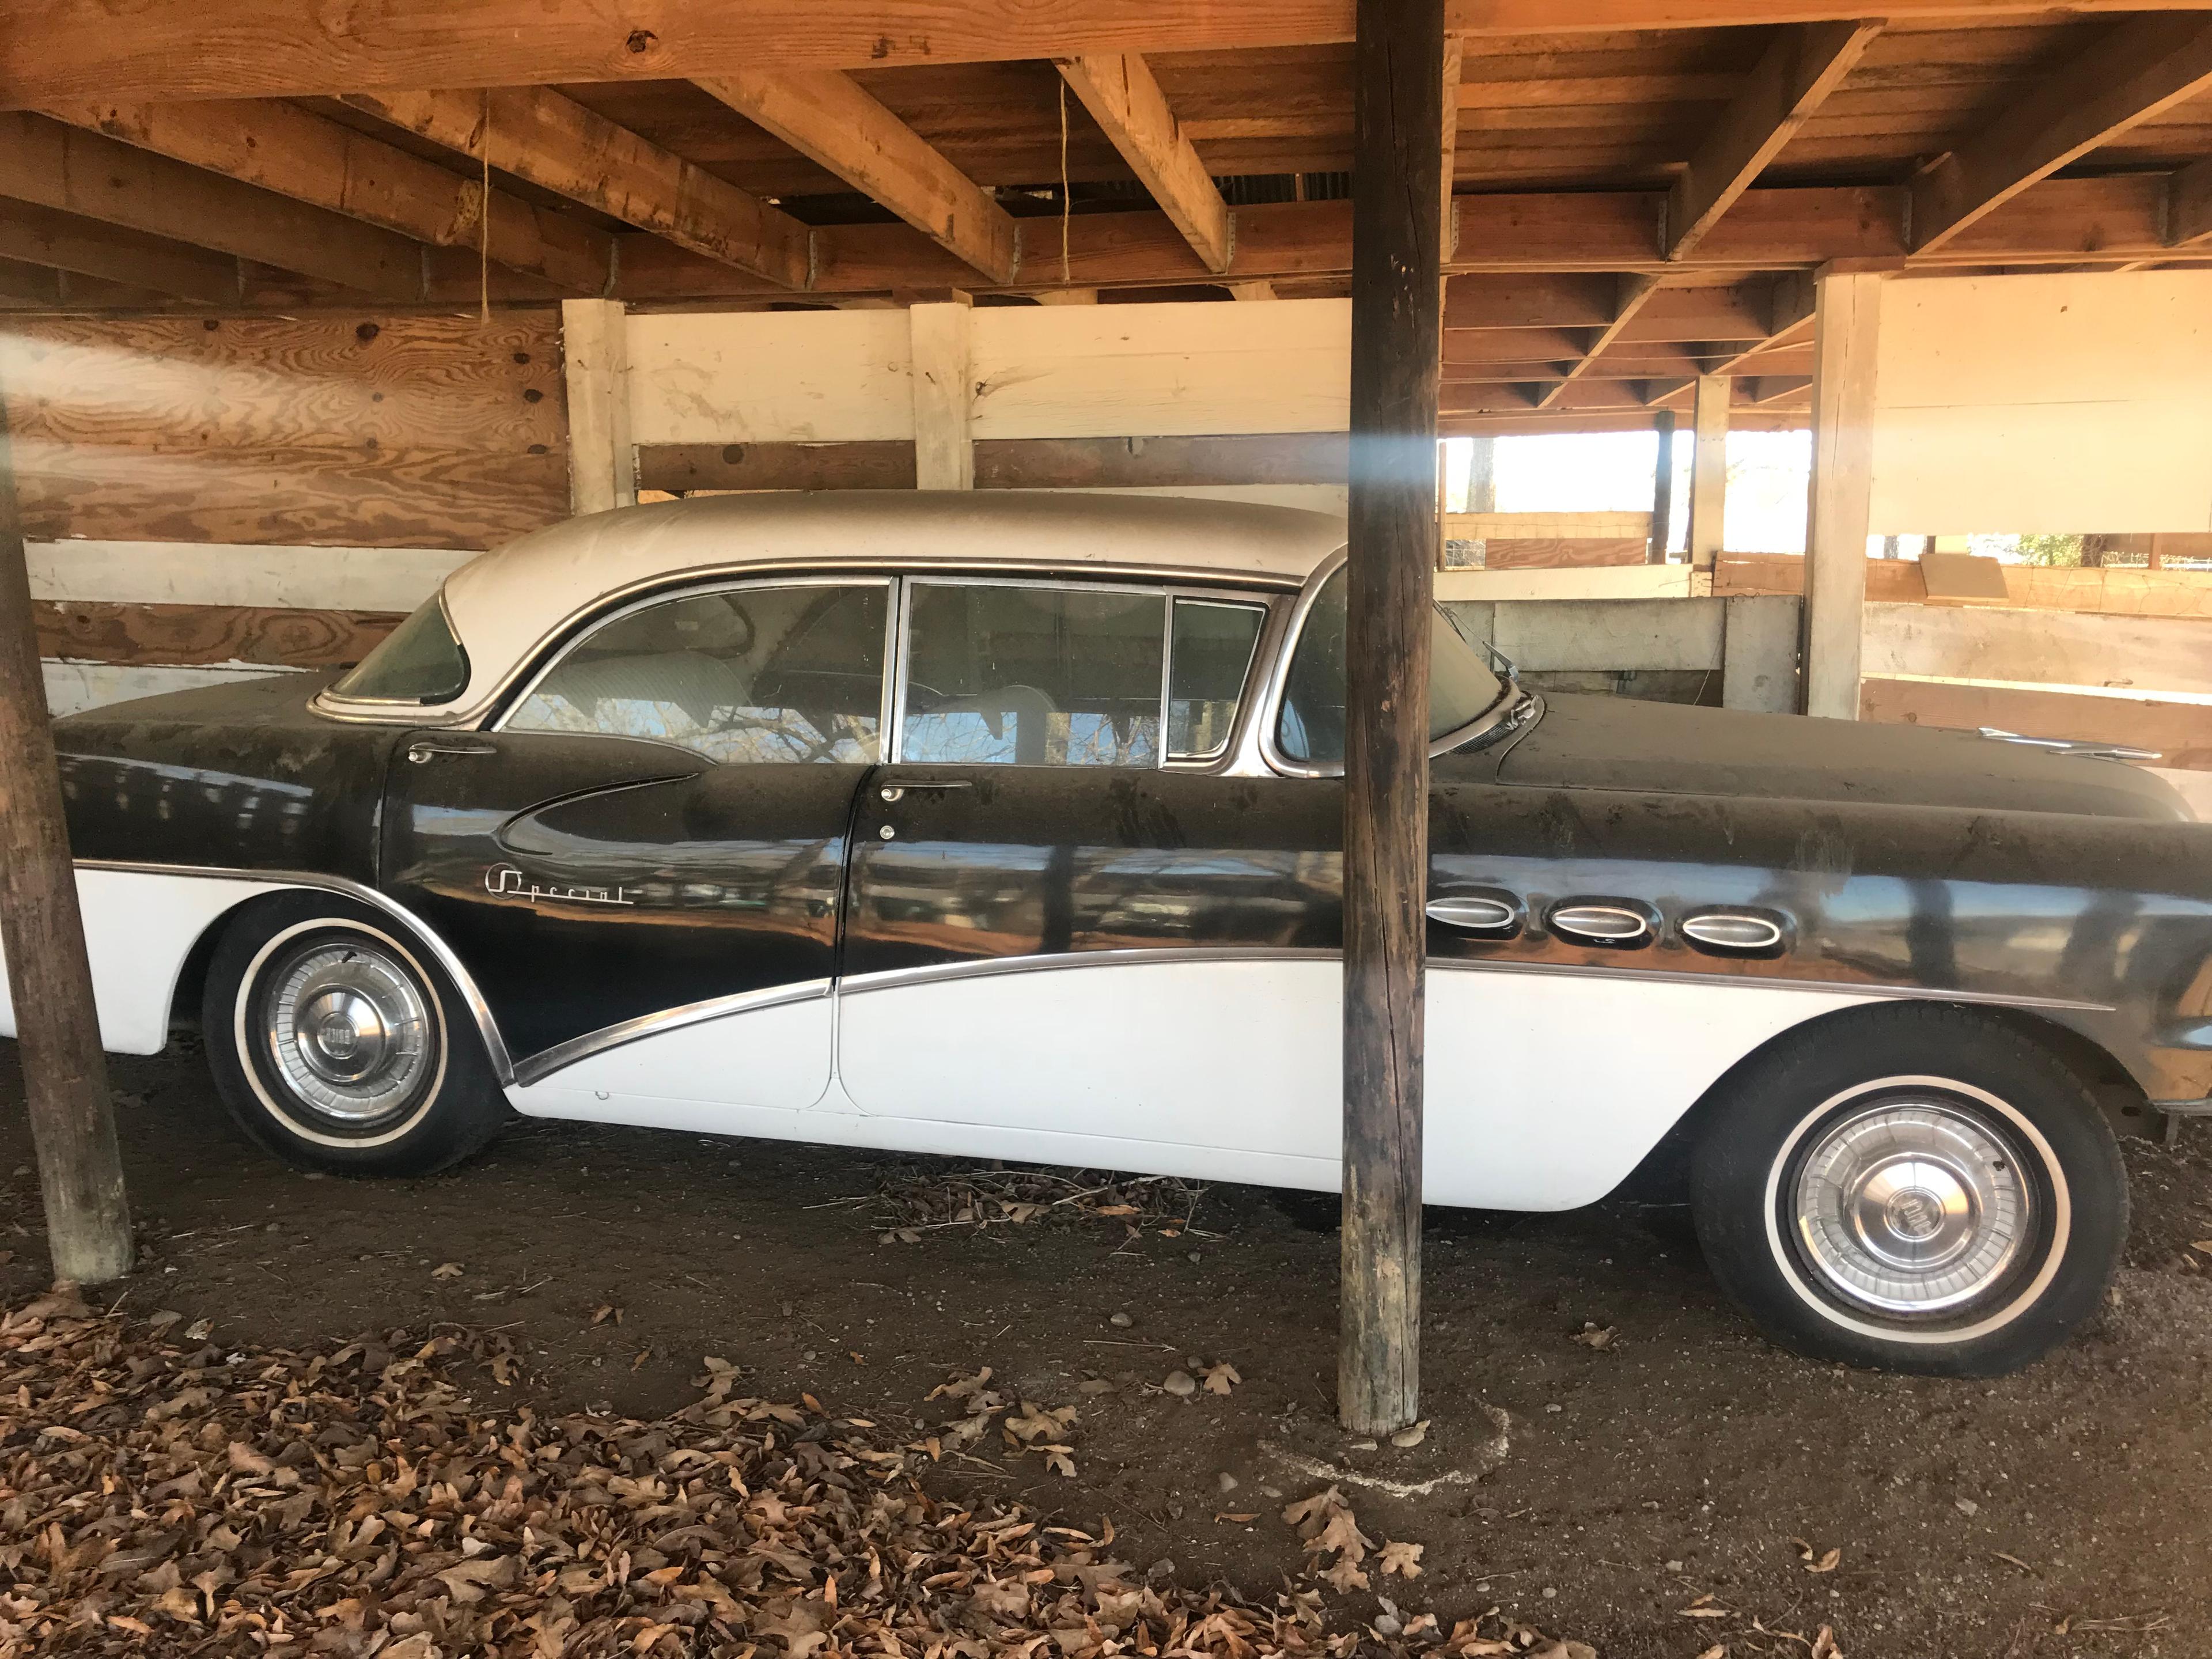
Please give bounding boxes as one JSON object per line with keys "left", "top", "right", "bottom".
{"left": 1167, "top": 599, "right": 1265, "bottom": 761}
{"left": 900, "top": 583, "right": 1166, "bottom": 767}
{"left": 507, "top": 582, "right": 889, "bottom": 763}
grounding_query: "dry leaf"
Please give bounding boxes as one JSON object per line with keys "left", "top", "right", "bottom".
{"left": 431, "top": 1262, "right": 464, "bottom": 1280}
{"left": 1389, "top": 1418, "right": 1430, "bottom": 1448}
{"left": 1570, "top": 1323, "right": 1616, "bottom": 1350}
{"left": 1202, "top": 1361, "right": 1241, "bottom": 1395}
{"left": 1696, "top": 1647, "right": 1727, "bottom": 1659}
{"left": 1806, "top": 1548, "right": 1840, "bottom": 1574}
{"left": 1380, "top": 1540, "right": 1424, "bottom": 1578}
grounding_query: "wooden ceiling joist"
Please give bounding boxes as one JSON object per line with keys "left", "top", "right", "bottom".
{"left": 2170, "top": 157, "right": 2212, "bottom": 249}
{"left": 0, "top": 112, "right": 423, "bottom": 298}
{"left": 1665, "top": 19, "right": 1883, "bottom": 260}
{"left": 340, "top": 87, "right": 812, "bottom": 289}
{"left": 697, "top": 71, "right": 1018, "bottom": 286}
{"left": 1910, "top": 13, "right": 2212, "bottom": 254}
{"left": 1534, "top": 274, "right": 1661, "bottom": 410}
{"left": 43, "top": 100, "right": 614, "bottom": 294}
{"left": 0, "top": 200, "right": 240, "bottom": 304}
{"left": 0, "top": 0, "right": 2179, "bottom": 105}
{"left": 1056, "top": 55, "right": 1234, "bottom": 274}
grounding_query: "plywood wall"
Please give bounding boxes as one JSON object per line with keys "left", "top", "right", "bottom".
{"left": 4, "top": 312, "right": 567, "bottom": 713}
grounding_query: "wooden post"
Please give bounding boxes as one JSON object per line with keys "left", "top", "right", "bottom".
{"left": 561, "top": 298, "right": 635, "bottom": 514}
{"left": 1687, "top": 374, "right": 1730, "bottom": 570}
{"left": 1649, "top": 409, "right": 1677, "bottom": 563}
{"left": 1341, "top": 0, "right": 1443, "bottom": 1439}
{"left": 909, "top": 294, "right": 975, "bottom": 490}
{"left": 1467, "top": 434, "right": 1496, "bottom": 513}
{"left": 1801, "top": 264, "right": 1884, "bottom": 719}
{"left": 0, "top": 386, "right": 132, "bottom": 1285}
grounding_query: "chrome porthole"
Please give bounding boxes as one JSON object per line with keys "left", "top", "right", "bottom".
{"left": 257, "top": 935, "right": 435, "bottom": 1129}
{"left": 1787, "top": 1096, "right": 2036, "bottom": 1319}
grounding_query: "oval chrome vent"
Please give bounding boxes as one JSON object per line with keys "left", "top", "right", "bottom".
{"left": 1548, "top": 903, "right": 1652, "bottom": 946}
{"left": 1426, "top": 894, "right": 1520, "bottom": 934}
{"left": 1681, "top": 911, "right": 1786, "bottom": 954}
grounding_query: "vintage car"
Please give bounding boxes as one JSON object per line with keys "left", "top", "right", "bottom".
{"left": 17, "top": 492, "right": 2211, "bottom": 1376}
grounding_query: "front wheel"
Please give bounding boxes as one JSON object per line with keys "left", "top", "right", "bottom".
{"left": 1691, "top": 1005, "right": 2126, "bottom": 1376}
{"left": 203, "top": 893, "right": 507, "bottom": 1176}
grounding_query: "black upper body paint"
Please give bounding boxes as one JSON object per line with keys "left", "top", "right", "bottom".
{"left": 50, "top": 658, "right": 2212, "bottom": 1105}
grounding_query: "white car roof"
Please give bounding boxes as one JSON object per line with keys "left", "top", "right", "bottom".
{"left": 331, "top": 491, "right": 1346, "bottom": 721}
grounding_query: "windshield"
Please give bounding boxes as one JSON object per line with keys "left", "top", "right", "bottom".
{"left": 329, "top": 593, "right": 471, "bottom": 704}
{"left": 1275, "top": 566, "right": 1505, "bottom": 766}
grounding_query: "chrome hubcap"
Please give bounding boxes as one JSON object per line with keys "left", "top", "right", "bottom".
{"left": 264, "top": 941, "right": 431, "bottom": 1125}
{"left": 1792, "top": 1099, "right": 2032, "bottom": 1316}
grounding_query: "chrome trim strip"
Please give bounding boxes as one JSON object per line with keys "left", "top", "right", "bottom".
{"left": 836, "top": 943, "right": 2114, "bottom": 1015}
{"left": 512, "top": 979, "right": 833, "bottom": 1088}
{"left": 2153, "top": 1096, "right": 2212, "bottom": 1116}
{"left": 1254, "top": 546, "right": 1527, "bottom": 780}
{"left": 75, "top": 859, "right": 517, "bottom": 1084}
{"left": 838, "top": 946, "right": 1339, "bottom": 997}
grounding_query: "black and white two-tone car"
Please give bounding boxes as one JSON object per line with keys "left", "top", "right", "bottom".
{"left": 21, "top": 493, "right": 2212, "bottom": 1374}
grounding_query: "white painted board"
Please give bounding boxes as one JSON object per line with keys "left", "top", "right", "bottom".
{"left": 1870, "top": 272, "right": 2212, "bottom": 536}
{"left": 627, "top": 309, "right": 915, "bottom": 445}
{"left": 28, "top": 539, "right": 472, "bottom": 612}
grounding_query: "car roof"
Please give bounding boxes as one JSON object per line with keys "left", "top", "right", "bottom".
{"left": 377, "top": 491, "right": 1346, "bottom": 721}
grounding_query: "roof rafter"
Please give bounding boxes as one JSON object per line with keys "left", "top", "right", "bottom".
{"left": 0, "top": 1, "right": 2174, "bottom": 104}
{"left": 696, "top": 70, "right": 1018, "bottom": 285}
{"left": 1533, "top": 274, "right": 1661, "bottom": 409}
{"left": 1665, "top": 18, "right": 1882, "bottom": 260}
{"left": 0, "top": 200, "right": 241, "bottom": 303}
{"left": 41, "top": 99, "right": 612, "bottom": 293}
{"left": 0, "top": 112, "right": 422, "bottom": 297}
{"left": 340, "top": 87, "right": 812, "bottom": 289}
{"left": 2172, "top": 157, "right": 2212, "bottom": 248}
{"left": 1911, "top": 13, "right": 2212, "bottom": 253}
{"left": 1056, "top": 55, "right": 1234, "bottom": 274}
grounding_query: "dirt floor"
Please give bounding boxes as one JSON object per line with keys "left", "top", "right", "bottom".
{"left": 6, "top": 1040, "right": 2212, "bottom": 1659}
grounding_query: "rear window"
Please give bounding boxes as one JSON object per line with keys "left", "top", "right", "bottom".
{"left": 331, "top": 594, "right": 471, "bottom": 704}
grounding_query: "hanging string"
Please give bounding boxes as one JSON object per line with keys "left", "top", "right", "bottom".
{"left": 1058, "top": 79, "right": 1071, "bottom": 286}
{"left": 478, "top": 88, "right": 493, "bottom": 325}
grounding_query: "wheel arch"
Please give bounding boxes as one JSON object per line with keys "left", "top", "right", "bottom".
{"left": 1615, "top": 997, "right": 2149, "bottom": 1207}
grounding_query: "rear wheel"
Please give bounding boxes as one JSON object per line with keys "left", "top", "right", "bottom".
{"left": 1691, "top": 1005, "right": 2126, "bottom": 1376}
{"left": 203, "top": 894, "right": 506, "bottom": 1175}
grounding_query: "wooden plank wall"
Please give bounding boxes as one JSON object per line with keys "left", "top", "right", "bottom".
{"left": 2, "top": 312, "right": 566, "bottom": 711}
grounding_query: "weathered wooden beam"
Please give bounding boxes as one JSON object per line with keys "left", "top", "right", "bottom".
{"left": 910, "top": 297, "right": 975, "bottom": 490}
{"left": 1665, "top": 20, "right": 1882, "bottom": 260}
{"left": 698, "top": 71, "right": 1018, "bottom": 286}
{"left": 0, "top": 202, "right": 240, "bottom": 304}
{"left": 0, "top": 1, "right": 2184, "bottom": 103}
{"left": 639, "top": 431, "right": 1358, "bottom": 493}
{"left": 0, "top": 112, "right": 422, "bottom": 298}
{"left": 341, "top": 88, "right": 812, "bottom": 289}
{"left": 2173, "top": 157, "right": 2212, "bottom": 248}
{"left": 1535, "top": 274, "right": 1661, "bottom": 409}
{"left": 562, "top": 298, "right": 635, "bottom": 516}
{"left": 1911, "top": 14, "right": 2212, "bottom": 253}
{"left": 0, "top": 256, "right": 164, "bottom": 310}
{"left": 0, "top": 378, "right": 134, "bottom": 1286}
{"left": 1340, "top": 0, "right": 1442, "bottom": 1441}
{"left": 1802, "top": 266, "right": 1883, "bottom": 718}
{"left": 1228, "top": 281, "right": 1277, "bottom": 301}
{"left": 45, "top": 99, "right": 612, "bottom": 293}
{"left": 1057, "top": 55, "right": 1233, "bottom": 275}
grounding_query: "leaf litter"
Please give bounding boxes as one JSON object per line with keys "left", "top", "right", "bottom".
{"left": 838, "top": 1165, "right": 1209, "bottom": 1244}
{"left": 0, "top": 1290, "right": 1588, "bottom": 1657}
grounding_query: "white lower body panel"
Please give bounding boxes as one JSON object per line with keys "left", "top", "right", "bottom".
{"left": 513, "top": 955, "right": 1878, "bottom": 1211}
{"left": 0, "top": 867, "right": 281, "bottom": 1053}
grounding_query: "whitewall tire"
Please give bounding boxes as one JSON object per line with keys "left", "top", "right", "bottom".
{"left": 1690, "top": 1004, "right": 2126, "bottom": 1376}
{"left": 203, "top": 893, "right": 507, "bottom": 1175}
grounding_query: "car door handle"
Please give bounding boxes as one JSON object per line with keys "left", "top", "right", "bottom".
{"left": 406, "top": 736, "right": 498, "bottom": 764}
{"left": 878, "top": 779, "right": 973, "bottom": 802}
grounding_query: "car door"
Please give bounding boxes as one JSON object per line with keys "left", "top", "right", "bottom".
{"left": 835, "top": 577, "right": 1359, "bottom": 1176}
{"left": 381, "top": 576, "right": 893, "bottom": 1117}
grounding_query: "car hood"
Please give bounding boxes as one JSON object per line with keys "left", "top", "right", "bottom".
{"left": 1495, "top": 691, "right": 2192, "bottom": 821}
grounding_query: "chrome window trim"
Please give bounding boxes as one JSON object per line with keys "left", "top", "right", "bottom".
{"left": 489, "top": 573, "right": 899, "bottom": 763}
{"left": 889, "top": 573, "right": 1276, "bottom": 771}
{"left": 512, "top": 979, "right": 832, "bottom": 1087}
{"left": 1164, "top": 596, "right": 1270, "bottom": 766}
{"left": 75, "top": 859, "right": 517, "bottom": 1085}
{"left": 1255, "top": 546, "right": 1524, "bottom": 781}
{"left": 315, "top": 555, "right": 1304, "bottom": 730}
{"left": 315, "top": 590, "right": 472, "bottom": 714}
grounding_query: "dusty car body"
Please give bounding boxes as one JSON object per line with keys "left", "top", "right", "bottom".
{"left": 17, "top": 492, "right": 2208, "bottom": 1374}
